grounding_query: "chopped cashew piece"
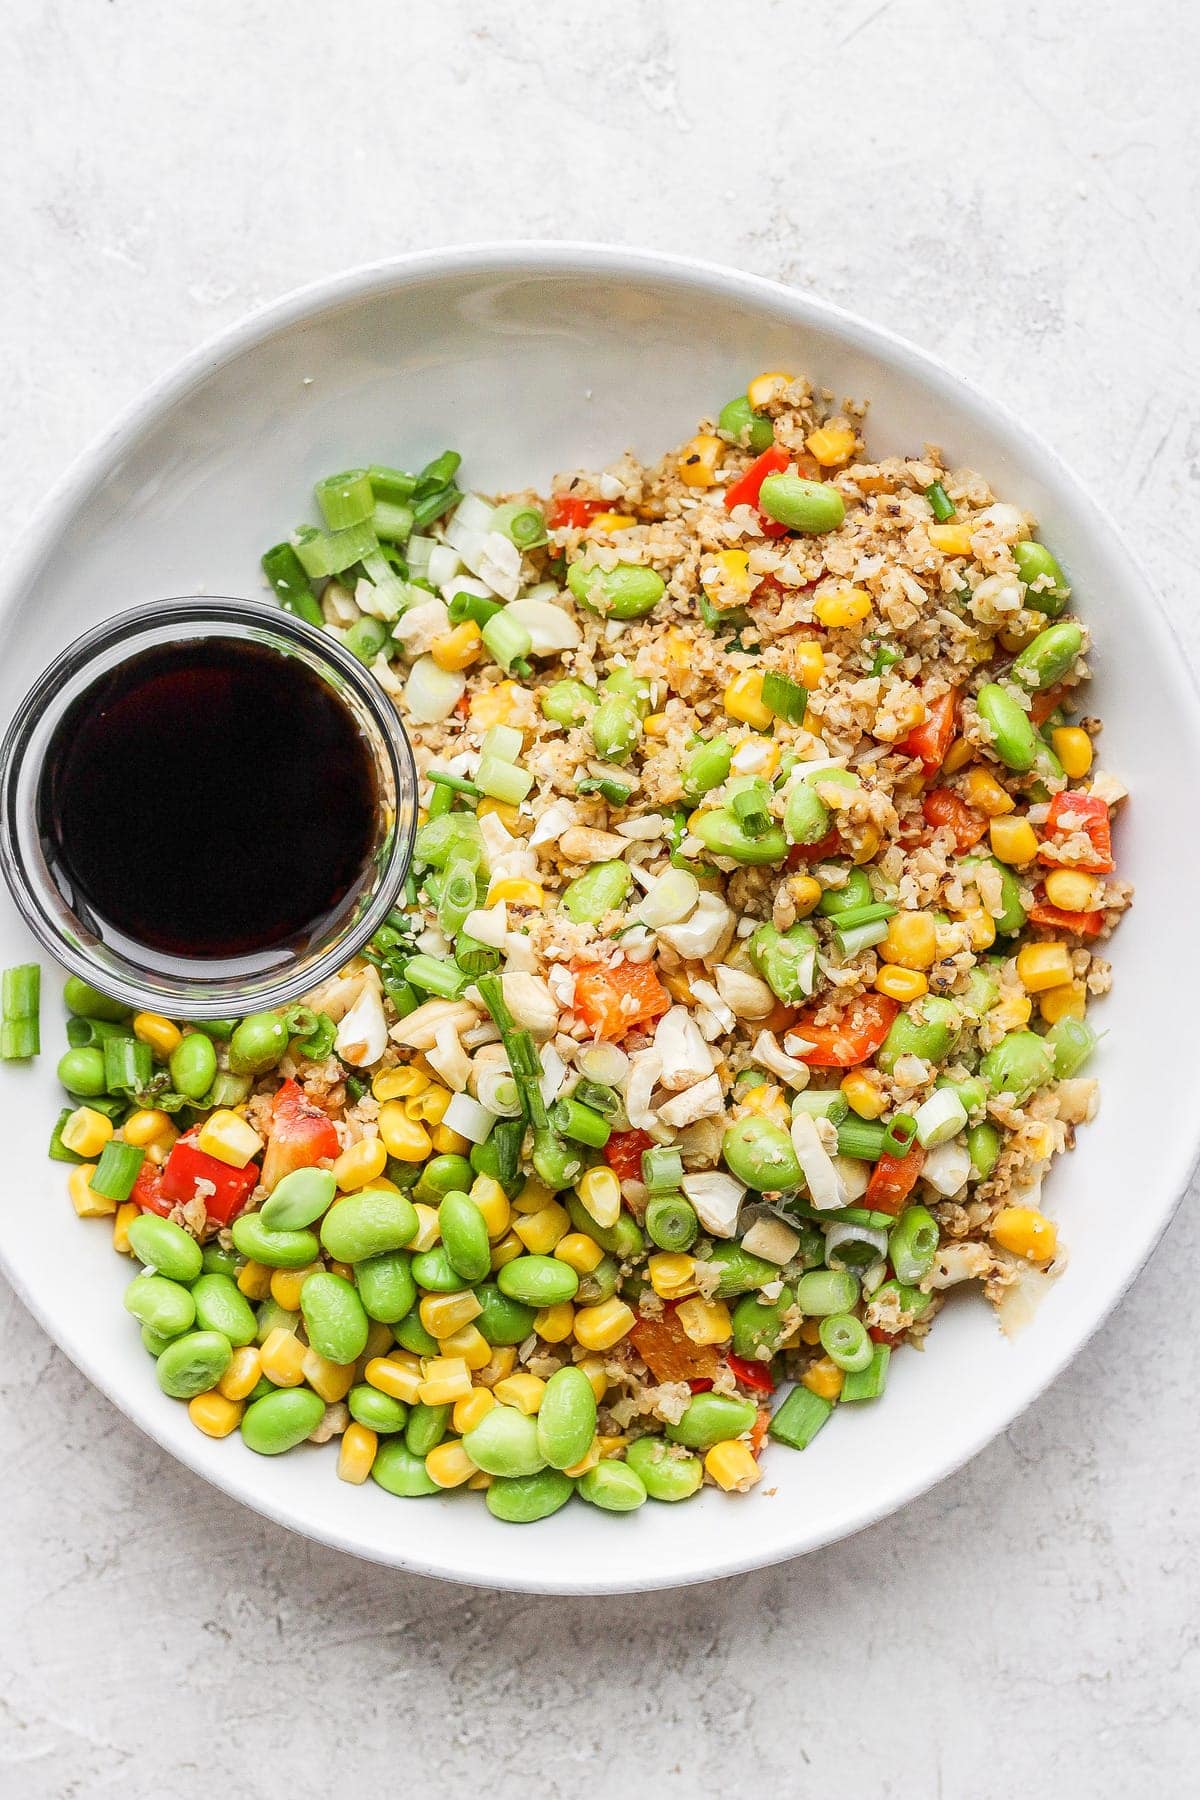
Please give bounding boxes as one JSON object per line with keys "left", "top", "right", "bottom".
{"left": 713, "top": 965, "right": 776, "bottom": 1020}
{"left": 498, "top": 973, "right": 558, "bottom": 1038}
{"left": 653, "top": 1006, "right": 716, "bottom": 1092}
{"left": 682, "top": 1170, "right": 746, "bottom": 1239}
{"left": 752, "top": 1030, "right": 813, "bottom": 1089}
{"left": 391, "top": 999, "right": 480, "bottom": 1052}
{"left": 657, "top": 892, "right": 734, "bottom": 959}
{"left": 790, "top": 1111, "right": 846, "bottom": 1211}
{"left": 739, "top": 1216, "right": 801, "bottom": 1265}
{"left": 657, "top": 1073, "right": 724, "bottom": 1127}
{"left": 334, "top": 982, "right": 390, "bottom": 1068}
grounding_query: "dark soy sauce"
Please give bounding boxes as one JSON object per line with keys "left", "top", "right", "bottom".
{"left": 38, "top": 638, "right": 379, "bottom": 965}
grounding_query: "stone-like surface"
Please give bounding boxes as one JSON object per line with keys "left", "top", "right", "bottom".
{"left": 3, "top": 2, "right": 1198, "bottom": 1793}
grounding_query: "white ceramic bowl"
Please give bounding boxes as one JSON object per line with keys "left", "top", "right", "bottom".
{"left": 2, "top": 245, "right": 1196, "bottom": 1594}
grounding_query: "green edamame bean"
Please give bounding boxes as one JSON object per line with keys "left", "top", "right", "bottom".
{"left": 602, "top": 668, "right": 654, "bottom": 715}
{"left": 228, "top": 1010, "right": 290, "bottom": 1076}
{"left": 486, "top": 1469, "right": 574, "bottom": 1523}
{"left": 722, "top": 1117, "right": 802, "bottom": 1192}
{"left": 254, "top": 1297, "right": 300, "bottom": 1345}
{"left": 976, "top": 684, "right": 1040, "bottom": 773}
{"left": 463, "top": 1404, "right": 546, "bottom": 1477}
{"left": 536, "top": 1366, "right": 597, "bottom": 1471}
{"left": 784, "top": 780, "right": 832, "bottom": 846}
{"left": 562, "top": 860, "right": 633, "bottom": 924}
{"left": 347, "top": 1384, "right": 409, "bottom": 1433}
{"left": 124, "top": 1274, "right": 196, "bottom": 1338}
{"left": 578, "top": 1460, "right": 648, "bottom": 1512}
{"left": 231, "top": 1213, "right": 321, "bottom": 1269}
{"left": 496, "top": 1255, "right": 579, "bottom": 1308}
{"left": 590, "top": 697, "right": 642, "bottom": 763}
{"left": 666, "top": 1392, "right": 758, "bottom": 1451}
{"left": 168, "top": 1031, "right": 217, "bottom": 1100}
{"left": 201, "top": 1244, "right": 240, "bottom": 1280}
{"left": 240, "top": 1386, "right": 324, "bottom": 1454}
{"left": 564, "top": 1193, "right": 645, "bottom": 1259}
{"left": 818, "top": 866, "right": 873, "bottom": 916}
{"left": 980, "top": 1031, "right": 1055, "bottom": 1106}
{"left": 541, "top": 678, "right": 598, "bottom": 727}
{"left": 300, "top": 1270, "right": 369, "bottom": 1364}
{"left": 414, "top": 1153, "right": 475, "bottom": 1205}
{"left": 682, "top": 734, "right": 734, "bottom": 799}
{"left": 394, "top": 1310, "right": 439, "bottom": 1357}
{"left": 936, "top": 1074, "right": 988, "bottom": 1116}
{"left": 320, "top": 1189, "right": 418, "bottom": 1261}
{"left": 438, "top": 1191, "right": 492, "bottom": 1284}
{"left": 371, "top": 1439, "right": 439, "bottom": 1496}
{"left": 624, "top": 1436, "right": 703, "bottom": 1502}
{"left": 259, "top": 1167, "right": 336, "bottom": 1233}
{"left": 63, "top": 976, "right": 130, "bottom": 1022}
{"left": 718, "top": 394, "right": 775, "bottom": 453}
{"left": 872, "top": 1277, "right": 931, "bottom": 1319}
{"left": 156, "top": 1329, "right": 232, "bottom": 1399}
{"left": 750, "top": 921, "right": 818, "bottom": 1003}
{"left": 731, "top": 1286, "right": 795, "bottom": 1361}
{"left": 693, "top": 810, "right": 788, "bottom": 866}
{"left": 127, "top": 1214, "right": 203, "bottom": 1283}
{"left": 410, "top": 1246, "right": 463, "bottom": 1292}
{"left": 1011, "top": 622, "right": 1084, "bottom": 692}
{"left": 141, "top": 1324, "right": 180, "bottom": 1357}
{"left": 245, "top": 1376, "right": 277, "bottom": 1403}
{"left": 758, "top": 473, "right": 845, "bottom": 534}
{"left": 576, "top": 1254, "right": 620, "bottom": 1307}
{"left": 959, "top": 856, "right": 1026, "bottom": 937}
{"left": 56, "top": 1046, "right": 107, "bottom": 1097}
{"left": 404, "top": 1400, "right": 451, "bottom": 1458}
{"left": 190, "top": 1273, "right": 258, "bottom": 1347}
{"left": 705, "top": 1240, "right": 784, "bottom": 1298}
{"left": 968, "top": 1120, "right": 1002, "bottom": 1181}
{"left": 878, "top": 996, "right": 961, "bottom": 1074}
{"left": 567, "top": 560, "right": 666, "bottom": 620}
{"left": 354, "top": 1250, "right": 416, "bottom": 1324}
{"left": 1013, "top": 540, "right": 1069, "bottom": 616}
{"left": 474, "top": 1282, "right": 539, "bottom": 1346}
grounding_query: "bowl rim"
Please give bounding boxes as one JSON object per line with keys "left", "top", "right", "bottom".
{"left": 3, "top": 240, "right": 1198, "bottom": 1594}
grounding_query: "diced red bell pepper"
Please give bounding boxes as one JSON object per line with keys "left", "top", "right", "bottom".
{"left": 922, "top": 788, "right": 988, "bottom": 852}
{"left": 898, "top": 688, "right": 961, "bottom": 777}
{"left": 787, "top": 827, "right": 842, "bottom": 865}
{"left": 629, "top": 1304, "right": 721, "bottom": 1385}
{"left": 548, "top": 493, "right": 608, "bottom": 530}
{"left": 260, "top": 1078, "right": 340, "bottom": 1192}
{"left": 1029, "top": 683, "right": 1069, "bottom": 728}
{"left": 131, "top": 1161, "right": 172, "bottom": 1218}
{"left": 869, "top": 1324, "right": 902, "bottom": 1346}
{"left": 1028, "top": 897, "right": 1105, "bottom": 937}
{"left": 603, "top": 1128, "right": 655, "bottom": 1183}
{"left": 726, "top": 1353, "right": 776, "bottom": 1395}
{"left": 1038, "top": 790, "right": 1114, "bottom": 875}
{"left": 749, "top": 1407, "right": 772, "bottom": 1455}
{"left": 724, "top": 443, "right": 789, "bottom": 515}
{"left": 688, "top": 1377, "right": 715, "bottom": 1394}
{"left": 864, "top": 1144, "right": 925, "bottom": 1217}
{"left": 793, "top": 993, "right": 899, "bottom": 1068}
{"left": 161, "top": 1129, "right": 259, "bottom": 1227}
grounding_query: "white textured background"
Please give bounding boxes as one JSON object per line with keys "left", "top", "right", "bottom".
{"left": 3, "top": 3, "right": 1198, "bottom": 1794}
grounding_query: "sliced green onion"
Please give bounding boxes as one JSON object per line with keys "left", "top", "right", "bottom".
{"left": 882, "top": 1113, "right": 918, "bottom": 1157}
{"left": 65, "top": 1016, "right": 134, "bottom": 1049}
{"left": 730, "top": 780, "right": 772, "bottom": 837}
{"left": 292, "top": 519, "right": 378, "bottom": 579}
{"left": 428, "top": 770, "right": 482, "bottom": 799}
{"left": 826, "top": 902, "right": 896, "bottom": 933}
{"left": 925, "top": 481, "right": 956, "bottom": 522}
{"left": 576, "top": 776, "right": 633, "bottom": 807}
{"left": 418, "top": 450, "right": 462, "bottom": 489}
{"left": 550, "top": 1096, "right": 612, "bottom": 1149}
{"left": 261, "top": 543, "right": 323, "bottom": 627}
{"left": 402, "top": 955, "right": 468, "bottom": 1001}
{"left": 103, "top": 1035, "right": 152, "bottom": 1096}
{"left": 491, "top": 501, "right": 548, "bottom": 550}
{"left": 455, "top": 934, "right": 502, "bottom": 978}
{"left": 90, "top": 1140, "right": 145, "bottom": 1202}
{"left": 840, "top": 1344, "right": 890, "bottom": 1402}
{"left": 791, "top": 1090, "right": 850, "bottom": 1126}
{"left": 438, "top": 858, "right": 478, "bottom": 939}
{"left": 480, "top": 725, "right": 524, "bottom": 763}
{"left": 571, "top": 1079, "right": 622, "bottom": 1121}
{"left": 448, "top": 590, "right": 503, "bottom": 628}
{"left": 49, "top": 1107, "right": 86, "bottom": 1163}
{"left": 768, "top": 1384, "right": 834, "bottom": 1450}
{"left": 315, "top": 469, "right": 374, "bottom": 531}
{"left": 476, "top": 755, "right": 534, "bottom": 805}
{"left": 818, "top": 1313, "right": 873, "bottom": 1373}
{"left": 368, "top": 465, "right": 417, "bottom": 505}
{"left": 835, "top": 1117, "right": 887, "bottom": 1162}
{"left": 1, "top": 963, "right": 40, "bottom": 1060}
{"left": 762, "top": 671, "right": 809, "bottom": 724}
{"left": 411, "top": 484, "right": 461, "bottom": 529}
{"left": 482, "top": 610, "right": 534, "bottom": 671}
{"left": 372, "top": 500, "right": 415, "bottom": 544}
{"left": 698, "top": 592, "right": 750, "bottom": 632}
{"left": 642, "top": 1146, "right": 684, "bottom": 1192}
{"left": 834, "top": 920, "right": 891, "bottom": 959}
{"left": 426, "top": 782, "right": 456, "bottom": 821}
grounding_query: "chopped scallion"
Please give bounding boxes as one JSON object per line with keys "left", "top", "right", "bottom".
{"left": 481, "top": 610, "right": 534, "bottom": 671}
{"left": 315, "top": 469, "right": 375, "bottom": 531}
{"left": 90, "top": 1139, "right": 145, "bottom": 1201}
{"left": 642, "top": 1145, "right": 684, "bottom": 1192}
{"left": 476, "top": 755, "right": 534, "bottom": 806}
{"left": 762, "top": 671, "right": 808, "bottom": 724}
{"left": 925, "top": 481, "right": 956, "bottom": 522}
{"left": 261, "top": 543, "right": 323, "bottom": 627}
{"left": 576, "top": 776, "right": 632, "bottom": 807}
{"left": 1, "top": 962, "right": 40, "bottom": 1060}
{"left": 490, "top": 501, "right": 548, "bottom": 550}
{"left": 401, "top": 955, "right": 469, "bottom": 1001}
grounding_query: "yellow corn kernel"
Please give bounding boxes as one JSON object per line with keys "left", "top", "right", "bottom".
{"left": 280, "top": 1253, "right": 332, "bottom": 1305}
{"left": 705, "top": 1438, "right": 763, "bottom": 1493}
{"left": 188, "top": 1391, "right": 243, "bottom": 1439}
{"left": 798, "top": 1317, "right": 822, "bottom": 1346}
{"left": 647, "top": 1253, "right": 699, "bottom": 1300}
{"left": 493, "top": 1372, "right": 546, "bottom": 1414}
{"left": 418, "top": 1356, "right": 473, "bottom": 1405}
{"left": 490, "top": 1229, "right": 525, "bottom": 1271}
{"left": 874, "top": 964, "right": 929, "bottom": 1004}
{"left": 578, "top": 1165, "right": 621, "bottom": 1230}
{"left": 511, "top": 1202, "right": 570, "bottom": 1256}
{"left": 881, "top": 911, "right": 938, "bottom": 971}
{"left": 132, "top": 1012, "right": 183, "bottom": 1058}
{"left": 723, "top": 670, "right": 773, "bottom": 730}
{"left": 679, "top": 433, "right": 723, "bottom": 487}
{"left": 840, "top": 1069, "right": 887, "bottom": 1120}
{"left": 112, "top": 1199, "right": 139, "bottom": 1253}
{"left": 889, "top": 695, "right": 928, "bottom": 736}
{"left": 928, "top": 522, "right": 974, "bottom": 556}
{"left": 1044, "top": 869, "right": 1103, "bottom": 912}
{"left": 703, "top": 548, "right": 753, "bottom": 602}
{"left": 554, "top": 1231, "right": 605, "bottom": 1275}
{"left": 143, "top": 1128, "right": 179, "bottom": 1166}
{"left": 813, "top": 585, "right": 872, "bottom": 629}
{"left": 218, "top": 1345, "right": 263, "bottom": 1401}
{"left": 195, "top": 1109, "right": 262, "bottom": 1170}
{"left": 470, "top": 1175, "right": 511, "bottom": 1239}
{"left": 475, "top": 801, "right": 524, "bottom": 842}
{"left": 469, "top": 679, "right": 524, "bottom": 729}
{"left": 431, "top": 620, "right": 483, "bottom": 672}
{"left": 410, "top": 1203, "right": 441, "bottom": 1253}
{"left": 259, "top": 1329, "right": 307, "bottom": 1388}
{"left": 513, "top": 1177, "right": 554, "bottom": 1215}
{"left": 801, "top": 1356, "right": 845, "bottom": 1401}
{"left": 475, "top": 1345, "right": 517, "bottom": 1389}
{"left": 792, "top": 641, "right": 825, "bottom": 690}
{"left": 805, "top": 423, "right": 857, "bottom": 467}
{"left": 991, "top": 1206, "right": 1058, "bottom": 1263}
{"left": 739, "top": 1083, "right": 790, "bottom": 1129}
{"left": 236, "top": 1260, "right": 273, "bottom": 1301}
{"left": 576, "top": 1356, "right": 609, "bottom": 1401}
{"left": 662, "top": 970, "right": 695, "bottom": 1005}
{"left": 328, "top": 1134, "right": 387, "bottom": 1189}
{"left": 534, "top": 1301, "right": 576, "bottom": 1343}
{"left": 675, "top": 1296, "right": 733, "bottom": 1347}
{"left": 1039, "top": 982, "right": 1087, "bottom": 1025}
{"left": 425, "top": 1440, "right": 477, "bottom": 1488}
{"left": 374, "top": 1104, "right": 431, "bottom": 1164}
{"left": 467, "top": 1469, "right": 494, "bottom": 1490}
{"left": 787, "top": 875, "right": 823, "bottom": 919}
{"left": 563, "top": 1438, "right": 603, "bottom": 1478}
{"left": 453, "top": 1387, "right": 496, "bottom": 1434}
{"left": 942, "top": 736, "right": 975, "bottom": 775}
{"left": 123, "top": 1107, "right": 175, "bottom": 1148}
{"left": 989, "top": 816, "right": 1039, "bottom": 866}
{"left": 1016, "top": 941, "right": 1074, "bottom": 993}
{"left": 486, "top": 876, "right": 545, "bottom": 908}
{"left": 337, "top": 1422, "right": 377, "bottom": 1484}
{"left": 747, "top": 370, "right": 793, "bottom": 409}
{"left": 302, "top": 1348, "right": 356, "bottom": 1403}
{"left": 372, "top": 1065, "right": 429, "bottom": 1101}
{"left": 432, "top": 1123, "right": 470, "bottom": 1156}
{"left": 60, "top": 1106, "right": 115, "bottom": 1160}
{"left": 962, "top": 906, "right": 998, "bottom": 951}
{"left": 962, "top": 769, "right": 1014, "bottom": 817}
{"left": 420, "top": 1289, "right": 483, "bottom": 1339}
{"left": 665, "top": 627, "right": 692, "bottom": 672}
{"left": 642, "top": 711, "right": 670, "bottom": 739}
{"left": 1050, "top": 726, "right": 1092, "bottom": 779}
{"left": 991, "top": 992, "right": 1033, "bottom": 1033}
{"left": 68, "top": 1163, "right": 113, "bottom": 1218}
{"left": 573, "top": 1297, "right": 637, "bottom": 1352}
{"left": 408, "top": 1082, "right": 452, "bottom": 1124}
{"left": 365, "top": 1353, "right": 424, "bottom": 1404}
{"left": 438, "top": 1324, "right": 492, "bottom": 1371}
{"left": 590, "top": 510, "right": 636, "bottom": 531}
